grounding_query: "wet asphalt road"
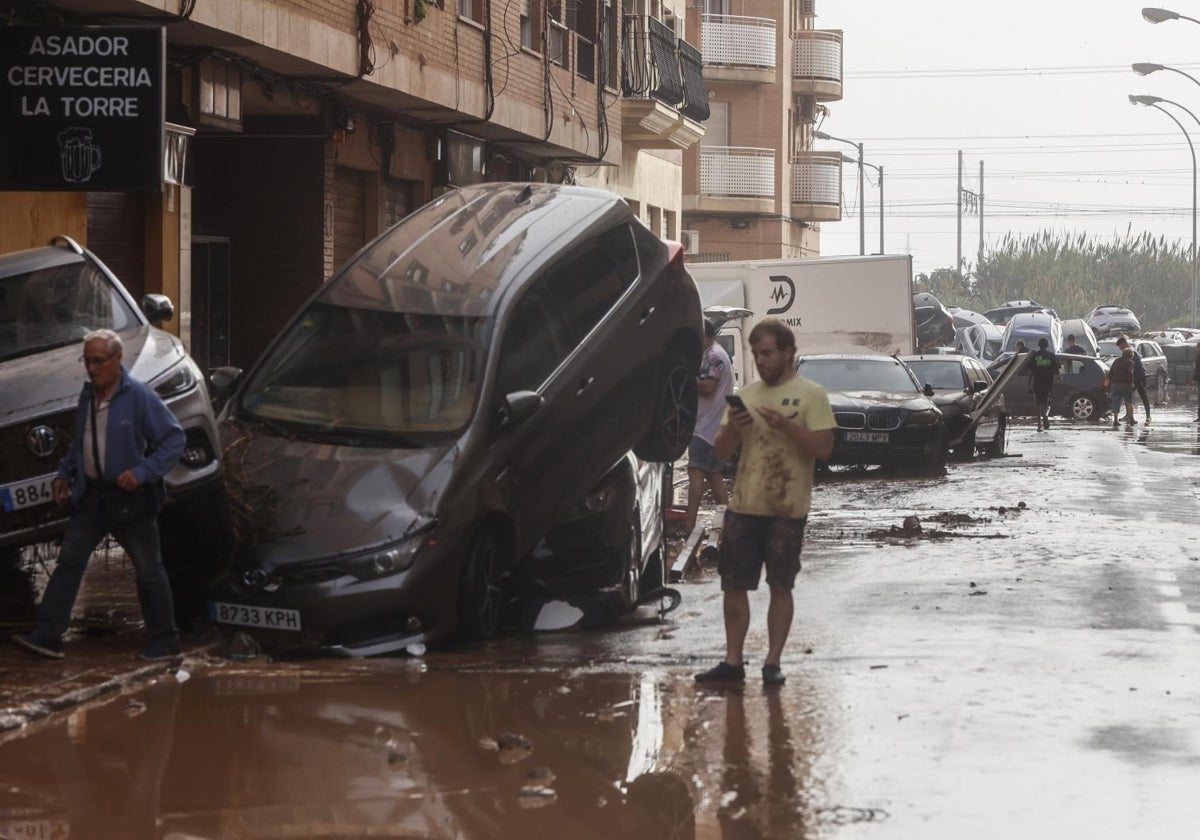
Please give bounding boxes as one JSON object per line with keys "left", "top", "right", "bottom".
{"left": 2, "top": 403, "right": 1200, "bottom": 839}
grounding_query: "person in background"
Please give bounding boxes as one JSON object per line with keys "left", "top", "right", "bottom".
{"left": 1026, "top": 337, "right": 1060, "bottom": 431}
{"left": 1116, "top": 336, "right": 1150, "bottom": 425}
{"left": 695, "top": 320, "right": 835, "bottom": 687}
{"left": 1193, "top": 344, "right": 1200, "bottom": 422}
{"left": 685, "top": 319, "right": 733, "bottom": 536}
{"left": 13, "top": 329, "right": 185, "bottom": 662}
{"left": 1109, "top": 347, "right": 1136, "bottom": 429}
{"left": 1063, "top": 334, "right": 1087, "bottom": 355}
{"left": 1014, "top": 340, "right": 1028, "bottom": 355}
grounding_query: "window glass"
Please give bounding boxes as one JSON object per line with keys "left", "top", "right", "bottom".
{"left": 542, "top": 225, "right": 638, "bottom": 342}
{"left": 495, "top": 288, "right": 570, "bottom": 395}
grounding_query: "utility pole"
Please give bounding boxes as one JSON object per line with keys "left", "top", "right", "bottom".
{"left": 978, "top": 160, "right": 985, "bottom": 268}
{"left": 956, "top": 150, "right": 963, "bottom": 275}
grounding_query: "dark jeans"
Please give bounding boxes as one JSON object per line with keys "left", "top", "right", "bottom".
{"left": 1134, "top": 380, "right": 1151, "bottom": 416}
{"left": 32, "top": 487, "right": 177, "bottom": 646}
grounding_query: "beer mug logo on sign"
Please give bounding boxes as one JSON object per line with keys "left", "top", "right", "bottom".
{"left": 57, "top": 127, "right": 103, "bottom": 183}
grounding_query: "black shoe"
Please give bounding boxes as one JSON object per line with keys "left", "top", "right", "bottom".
{"left": 695, "top": 662, "right": 745, "bottom": 683}
{"left": 762, "top": 664, "right": 786, "bottom": 686}
{"left": 13, "top": 633, "right": 65, "bottom": 660}
{"left": 138, "top": 643, "right": 182, "bottom": 662}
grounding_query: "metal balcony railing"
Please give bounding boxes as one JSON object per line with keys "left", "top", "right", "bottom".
{"left": 791, "top": 151, "right": 842, "bottom": 209}
{"left": 700, "top": 147, "right": 775, "bottom": 198}
{"left": 678, "top": 40, "right": 709, "bottom": 122}
{"left": 792, "top": 29, "right": 842, "bottom": 100}
{"left": 702, "top": 14, "right": 776, "bottom": 69}
{"left": 622, "top": 15, "right": 684, "bottom": 107}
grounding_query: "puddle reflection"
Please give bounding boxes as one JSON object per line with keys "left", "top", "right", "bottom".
{"left": 0, "top": 666, "right": 829, "bottom": 839}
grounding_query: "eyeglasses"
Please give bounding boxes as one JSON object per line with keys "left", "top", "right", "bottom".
{"left": 79, "top": 352, "right": 116, "bottom": 367}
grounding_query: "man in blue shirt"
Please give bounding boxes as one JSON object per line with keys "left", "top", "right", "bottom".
{"left": 14, "top": 329, "right": 186, "bottom": 661}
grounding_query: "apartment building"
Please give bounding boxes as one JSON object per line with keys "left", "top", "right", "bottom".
{"left": 0, "top": 0, "right": 706, "bottom": 370}
{"left": 681, "top": 0, "right": 843, "bottom": 262}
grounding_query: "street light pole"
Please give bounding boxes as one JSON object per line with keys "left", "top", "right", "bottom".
{"left": 1130, "top": 94, "right": 1198, "bottom": 329}
{"left": 816, "top": 129, "right": 865, "bottom": 255}
{"left": 843, "top": 153, "right": 884, "bottom": 253}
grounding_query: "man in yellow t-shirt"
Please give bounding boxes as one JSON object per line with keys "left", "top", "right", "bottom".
{"left": 695, "top": 319, "right": 835, "bottom": 687}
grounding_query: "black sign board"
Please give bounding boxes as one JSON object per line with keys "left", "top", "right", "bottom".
{"left": 0, "top": 26, "right": 165, "bottom": 191}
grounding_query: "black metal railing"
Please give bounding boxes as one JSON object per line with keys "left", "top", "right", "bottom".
{"left": 621, "top": 15, "right": 684, "bottom": 108}
{"left": 678, "top": 39, "right": 709, "bottom": 122}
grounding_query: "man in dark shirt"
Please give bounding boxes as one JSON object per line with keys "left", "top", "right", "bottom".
{"left": 1116, "top": 336, "right": 1150, "bottom": 424}
{"left": 1063, "top": 334, "right": 1087, "bottom": 355}
{"left": 1026, "top": 337, "right": 1060, "bottom": 430}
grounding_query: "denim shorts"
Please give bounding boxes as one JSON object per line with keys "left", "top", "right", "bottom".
{"left": 687, "top": 436, "right": 724, "bottom": 473}
{"left": 718, "top": 511, "right": 807, "bottom": 591}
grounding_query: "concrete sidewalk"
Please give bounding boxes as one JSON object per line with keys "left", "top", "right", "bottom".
{"left": 0, "top": 548, "right": 211, "bottom": 740}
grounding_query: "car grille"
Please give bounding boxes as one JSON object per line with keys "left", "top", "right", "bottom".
{"left": 0, "top": 408, "right": 76, "bottom": 536}
{"left": 834, "top": 412, "right": 865, "bottom": 430}
{"left": 868, "top": 411, "right": 902, "bottom": 431}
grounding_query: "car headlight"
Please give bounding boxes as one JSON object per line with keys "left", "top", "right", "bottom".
{"left": 152, "top": 361, "right": 198, "bottom": 399}
{"left": 340, "top": 519, "right": 437, "bottom": 581}
{"left": 906, "top": 409, "right": 942, "bottom": 426}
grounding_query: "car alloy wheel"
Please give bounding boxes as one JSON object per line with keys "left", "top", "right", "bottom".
{"left": 635, "top": 349, "right": 697, "bottom": 461}
{"left": 457, "top": 529, "right": 504, "bottom": 640}
{"left": 1070, "top": 395, "right": 1097, "bottom": 421}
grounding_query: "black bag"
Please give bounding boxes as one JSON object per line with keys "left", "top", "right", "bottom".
{"left": 90, "top": 394, "right": 150, "bottom": 528}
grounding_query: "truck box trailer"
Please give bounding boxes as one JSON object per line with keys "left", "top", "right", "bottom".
{"left": 689, "top": 254, "right": 917, "bottom": 387}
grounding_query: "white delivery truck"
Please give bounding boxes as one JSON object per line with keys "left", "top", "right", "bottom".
{"left": 689, "top": 254, "right": 917, "bottom": 387}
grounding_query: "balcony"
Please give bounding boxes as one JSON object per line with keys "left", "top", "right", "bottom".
{"left": 791, "top": 151, "right": 842, "bottom": 222}
{"left": 792, "top": 29, "right": 842, "bottom": 101}
{"left": 621, "top": 16, "right": 705, "bottom": 149}
{"left": 685, "top": 146, "right": 776, "bottom": 215}
{"left": 702, "top": 14, "right": 776, "bottom": 84}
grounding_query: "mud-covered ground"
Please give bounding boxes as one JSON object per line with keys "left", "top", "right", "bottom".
{"left": 2, "top": 401, "right": 1200, "bottom": 839}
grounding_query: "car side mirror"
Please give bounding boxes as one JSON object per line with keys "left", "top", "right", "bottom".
{"left": 923, "top": 383, "right": 935, "bottom": 398}
{"left": 500, "top": 390, "right": 544, "bottom": 426}
{"left": 209, "top": 366, "right": 243, "bottom": 403}
{"left": 973, "top": 381, "right": 988, "bottom": 393}
{"left": 141, "top": 294, "right": 175, "bottom": 324}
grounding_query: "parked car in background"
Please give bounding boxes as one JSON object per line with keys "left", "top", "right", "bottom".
{"left": 0, "top": 236, "right": 230, "bottom": 627}
{"left": 1058, "top": 318, "right": 1099, "bottom": 355}
{"left": 947, "top": 307, "right": 993, "bottom": 330}
{"left": 795, "top": 353, "right": 946, "bottom": 473}
{"left": 984, "top": 300, "right": 1056, "bottom": 326}
{"left": 1096, "top": 338, "right": 1169, "bottom": 403}
{"left": 913, "top": 292, "right": 957, "bottom": 350}
{"left": 956, "top": 322, "right": 1004, "bottom": 362}
{"left": 1144, "top": 329, "right": 1188, "bottom": 345}
{"left": 989, "top": 352, "right": 1111, "bottom": 422}
{"left": 211, "top": 182, "right": 703, "bottom": 656}
{"left": 1001, "top": 311, "right": 1063, "bottom": 354}
{"left": 901, "top": 354, "right": 1007, "bottom": 460}
{"left": 1086, "top": 305, "right": 1140, "bottom": 337}
{"left": 1163, "top": 340, "right": 1199, "bottom": 385}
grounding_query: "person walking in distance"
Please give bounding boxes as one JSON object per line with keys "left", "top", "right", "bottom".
{"left": 1026, "top": 337, "right": 1060, "bottom": 431}
{"left": 1116, "top": 336, "right": 1151, "bottom": 425}
{"left": 695, "top": 319, "right": 835, "bottom": 687}
{"left": 13, "top": 329, "right": 186, "bottom": 661}
{"left": 1109, "top": 347, "right": 1136, "bottom": 429}
{"left": 684, "top": 320, "right": 733, "bottom": 536}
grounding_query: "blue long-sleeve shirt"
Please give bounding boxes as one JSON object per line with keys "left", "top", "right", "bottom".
{"left": 57, "top": 368, "right": 186, "bottom": 506}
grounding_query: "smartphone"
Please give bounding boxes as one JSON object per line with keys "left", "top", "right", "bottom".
{"left": 725, "top": 394, "right": 748, "bottom": 412}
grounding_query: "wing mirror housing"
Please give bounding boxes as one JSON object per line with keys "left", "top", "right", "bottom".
{"left": 141, "top": 294, "right": 175, "bottom": 325}
{"left": 208, "top": 366, "right": 243, "bottom": 409}
{"left": 923, "top": 383, "right": 935, "bottom": 398}
{"left": 501, "top": 390, "right": 544, "bottom": 426}
{"left": 973, "top": 381, "right": 989, "bottom": 393}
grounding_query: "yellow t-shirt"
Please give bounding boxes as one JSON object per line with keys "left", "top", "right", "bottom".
{"left": 725, "top": 374, "right": 836, "bottom": 519}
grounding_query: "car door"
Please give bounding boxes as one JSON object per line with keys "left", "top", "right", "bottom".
{"left": 966, "top": 359, "right": 1000, "bottom": 442}
{"left": 996, "top": 354, "right": 1035, "bottom": 417}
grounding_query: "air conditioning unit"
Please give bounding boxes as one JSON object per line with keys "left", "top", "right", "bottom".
{"left": 681, "top": 229, "right": 700, "bottom": 255}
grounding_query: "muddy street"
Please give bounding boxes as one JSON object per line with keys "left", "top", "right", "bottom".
{"left": 3, "top": 406, "right": 1200, "bottom": 839}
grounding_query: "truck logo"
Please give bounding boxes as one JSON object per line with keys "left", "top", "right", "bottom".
{"left": 767, "top": 275, "right": 795, "bottom": 315}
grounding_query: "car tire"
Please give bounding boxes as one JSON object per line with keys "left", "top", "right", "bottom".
{"left": 158, "top": 487, "right": 235, "bottom": 633}
{"left": 619, "top": 508, "right": 642, "bottom": 612}
{"left": 952, "top": 428, "right": 976, "bottom": 462}
{"left": 1156, "top": 371, "right": 1168, "bottom": 406}
{"left": 457, "top": 528, "right": 505, "bottom": 641}
{"left": 982, "top": 414, "right": 1007, "bottom": 457}
{"left": 1069, "top": 394, "right": 1097, "bottom": 421}
{"left": 634, "top": 349, "right": 697, "bottom": 462}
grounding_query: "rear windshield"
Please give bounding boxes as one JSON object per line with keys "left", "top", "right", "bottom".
{"left": 904, "top": 360, "right": 965, "bottom": 389}
{"left": 0, "top": 260, "right": 140, "bottom": 362}
{"left": 238, "top": 302, "right": 489, "bottom": 445}
{"left": 797, "top": 358, "right": 919, "bottom": 392}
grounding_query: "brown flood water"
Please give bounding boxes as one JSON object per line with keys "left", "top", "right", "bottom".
{"left": 0, "top": 661, "right": 830, "bottom": 840}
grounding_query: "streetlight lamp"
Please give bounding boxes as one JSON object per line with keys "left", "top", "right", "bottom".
{"left": 842, "top": 153, "right": 884, "bottom": 254}
{"left": 814, "top": 129, "right": 865, "bottom": 255}
{"left": 1142, "top": 6, "right": 1200, "bottom": 25}
{"left": 1132, "top": 62, "right": 1200, "bottom": 90}
{"left": 1130, "top": 93, "right": 1199, "bottom": 329}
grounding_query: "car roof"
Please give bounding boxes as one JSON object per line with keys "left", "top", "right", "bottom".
{"left": 0, "top": 242, "right": 86, "bottom": 279}
{"left": 316, "top": 182, "right": 632, "bottom": 318}
{"left": 798, "top": 353, "right": 904, "bottom": 362}
{"left": 901, "top": 354, "right": 971, "bottom": 363}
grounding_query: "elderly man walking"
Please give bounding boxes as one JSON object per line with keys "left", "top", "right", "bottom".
{"left": 14, "top": 329, "right": 186, "bottom": 661}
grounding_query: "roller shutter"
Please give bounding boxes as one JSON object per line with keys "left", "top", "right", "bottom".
{"left": 86, "top": 192, "right": 145, "bottom": 298}
{"left": 332, "top": 167, "right": 366, "bottom": 270}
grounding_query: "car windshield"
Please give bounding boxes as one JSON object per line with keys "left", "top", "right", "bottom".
{"left": 0, "top": 261, "right": 140, "bottom": 362}
{"left": 798, "top": 358, "right": 919, "bottom": 392}
{"left": 1097, "top": 340, "right": 1120, "bottom": 356}
{"left": 238, "top": 302, "right": 489, "bottom": 443}
{"left": 904, "top": 360, "right": 965, "bottom": 389}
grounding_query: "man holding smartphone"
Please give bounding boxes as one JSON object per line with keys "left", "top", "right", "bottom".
{"left": 684, "top": 319, "right": 734, "bottom": 535}
{"left": 695, "top": 319, "right": 835, "bottom": 686}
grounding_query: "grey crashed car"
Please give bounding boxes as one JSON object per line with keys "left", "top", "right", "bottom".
{"left": 0, "top": 236, "right": 230, "bottom": 624}
{"left": 211, "top": 183, "right": 703, "bottom": 656}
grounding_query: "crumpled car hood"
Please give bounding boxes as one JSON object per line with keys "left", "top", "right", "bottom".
{"left": 221, "top": 424, "right": 457, "bottom": 569}
{"left": 0, "top": 326, "right": 182, "bottom": 425}
{"left": 826, "top": 390, "right": 936, "bottom": 413}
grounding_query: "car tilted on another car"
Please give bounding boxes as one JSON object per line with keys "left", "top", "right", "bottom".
{"left": 0, "top": 236, "right": 229, "bottom": 625}
{"left": 913, "top": 292, "right": 957, "bottom": 350}
{"left": 1086, "top": 306, "right": 1141, "bottom": 337}
{"left": 210, "top": 183, "right": 704, "bottom": 656}
{"left": 901, "top": 354, "right": 1007, "bottom": 460}
{"left": 989, "top": 352, "right": 1111, "bottom": 422}
{"left": 795, "top": 353, "right": 946, "bottom": 473}
{"left": 984, "top": 300, "right": 1056, "bottom": 327}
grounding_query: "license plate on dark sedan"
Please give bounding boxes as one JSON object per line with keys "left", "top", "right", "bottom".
{"left": 844, "top": 431, "right": 889, "bottom": 443}
{"left": 210, "top": 601, "right": 302, "bottom": 631}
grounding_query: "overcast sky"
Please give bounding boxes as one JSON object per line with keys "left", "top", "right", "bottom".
{"left": 812, "top": 0, "right": 1200, "bottom": 276}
